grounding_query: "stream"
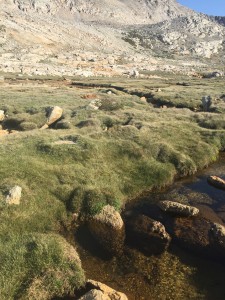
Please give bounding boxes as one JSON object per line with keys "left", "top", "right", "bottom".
{"left": 75, "top": 153, "right": 225, "bottom": 300}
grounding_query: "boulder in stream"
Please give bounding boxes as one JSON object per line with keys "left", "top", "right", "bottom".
{"left": 207, "top": 176, "right": 225, "bottom": 190}
{"left": 125, "top": 214, "right": 171, "bottom": 255}
{"left": 88, "top": 205, "right": 125, "bottom": 255}
{"left": 158, "top": 201, "right": 199, "bottom": 217}
{"left": 79, "top": 280, "right": 128, "bottom": 300}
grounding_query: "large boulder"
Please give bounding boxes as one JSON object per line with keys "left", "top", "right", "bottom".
{"left": 125, "top": 214, "right": 171, "bottom": 255}
{"left": 0, "top": 110, "right": 5, "bottom": 122}
{"left": 41, "top": 106, "right": 63, "bottom": 129}
{"left": 171, "top": 209, "right": 225, "bottom": 260}
{"left": 5, "top": 186, "right": 22, "bottom": 205}
{"left": 79, "top": 280, "right": 128, "bottom": 300}
{"left": 88, "top": 205, "right": 125, "bottom": 255}
{"left": 158, "top": 201, "right": 199, "bottom": 217}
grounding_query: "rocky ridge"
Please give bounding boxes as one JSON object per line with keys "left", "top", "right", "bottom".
{"left": 124, "top": 13, "right": 225, "bottom": 59}
{"left": 0, "top": 0, "right": 224, "bottom": 76}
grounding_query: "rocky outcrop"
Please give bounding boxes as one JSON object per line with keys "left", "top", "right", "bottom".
{"left": 125, "top": 214, "right": 171, "bottom": 255}
{"left": 10, "top": 0, "right": 189, "bottom": 25}
{"left": 88, "top": 205, "right": 125, "bottom": 255}
{"left": 79, "top": 280, "right": 128, "bottom": 300}
{"left": 5, "top": 185, "right": 22, "bottom": 205}
{"left": 208, "top": 176, "right": 225, "bottom": 190}
{"left": 158, "top": 201, "right": 199, "bottom": 217}
{"left": 124, "top": 13, "right": 225, "bottom": 58}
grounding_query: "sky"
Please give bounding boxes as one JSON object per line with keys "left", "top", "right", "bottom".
{"left": 178, "top": 0, "right": 225, "bottom": 16}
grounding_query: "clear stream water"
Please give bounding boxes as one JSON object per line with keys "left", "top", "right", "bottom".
{"left": 75, "top": 153, "right": 225, "bottom": 300}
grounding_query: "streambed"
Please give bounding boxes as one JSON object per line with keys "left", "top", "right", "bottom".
{"left": 75, "top": 153, "right": 225, "bottom": 300}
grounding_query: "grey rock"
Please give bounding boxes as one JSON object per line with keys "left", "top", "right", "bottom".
{"left": 158, "top": 200, "right": 199, "bottom": 216}
{"left": 202, "top": 95, "right": 212, "bottom": 112}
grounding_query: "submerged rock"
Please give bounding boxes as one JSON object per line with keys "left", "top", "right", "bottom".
{"left": 125, "top": 214, "right": 171, "bottom": 255}
{"left": 211, "top": 223, "right": 225, "bottom": 249}
{"left": 158, "top": 201, "right": 199, "bottom": 217}
{"left": 88, "top": 205, "right": 125, "bottom": 255}
{"left": 6, "top": 186, "right": 22, "bottom": 205}
{"left": 171, "top": 211, "right": 225, "bottom": 259}
{"left": 208, "top": 175, "right": 225, "bottom": 190}
{"left": 79, "top": 280, "right": 128, "bottom": 300}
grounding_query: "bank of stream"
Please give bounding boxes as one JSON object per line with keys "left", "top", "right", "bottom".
{"left": 74, "top": 153, "right": 225, "bottom": 299}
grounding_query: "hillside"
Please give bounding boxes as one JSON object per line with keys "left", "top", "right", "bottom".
{"left": 0, "top": 0, "right": 224, "bottom": 77}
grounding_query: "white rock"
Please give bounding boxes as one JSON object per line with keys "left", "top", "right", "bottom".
{"left": 6, "top": 186, "right": 22, "bottom": 205}
{"left": 0, "top": 110, "right": 5, "bottom": 122}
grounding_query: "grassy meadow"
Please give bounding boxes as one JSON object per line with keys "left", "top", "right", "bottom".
{"left": 0, "top": 74, "right": 225, "bottom": 299}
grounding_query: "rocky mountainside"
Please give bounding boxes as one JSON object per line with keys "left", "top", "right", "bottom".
{"left": 0, "top": 0, "right": 224, "bottom": 77}
{"left": 124, "top": 13, "right": 225, "bottom": 59}
{"left": 10, "top": 0, "right": 189, "bottom": 25}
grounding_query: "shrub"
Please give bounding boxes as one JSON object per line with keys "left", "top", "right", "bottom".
{"left": 56, "top": 120, "right": 72, "bottom": 129}
{"left": 20, "top": 121, "right": 37, "bottom": 131}
{"left": 99, "top": 98, "right": 124, "bottom": 111}
{"left": 102, "top": 117, "right": 115, "bottom": 129}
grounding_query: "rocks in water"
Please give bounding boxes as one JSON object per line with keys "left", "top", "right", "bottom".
{"left": 170, "top": 207, "right": 225, "bottom": 259}
{"left": 6, "top": 186, "right": 22, "bottom": 205}
{"left": 207, "top": 175, "right": 225, "bottom": 190}
{"left": 41, "top": 106, "right": 63, "bottom": 129}
{"left": 79, "top": 280, "right": 128, "bottom": 300}
{"left": 158, "top": 201, "right": 199, "bottom": 217}
{"left": 211, "top": 223, "right": 225, "bottom": 249}
{"left": 211, "top": 223, "right": 225, "bottom": 257}
{"left": 172, "top": 215, "right": 213, "bottom": 255}
{"left": 125, "top": 214, "right": 171, "bottom": 255}
{"left": 88, "top": 205, "right": 125, "bottom": 255}
{"left": 0, "top": 110, "right": 5, "bottom": 122}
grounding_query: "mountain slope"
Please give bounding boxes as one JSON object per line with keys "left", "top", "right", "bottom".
{"left": 10, "top": 0, "right": 189, "bottom": 25}
{"left": 0, "top": 0, "right": 224, "bottom": 77}
{"left": 124, "top": 13, "right": 225, "bottom": 58}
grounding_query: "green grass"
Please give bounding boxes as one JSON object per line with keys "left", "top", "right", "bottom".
{"left": 0, "top": 74, "right": 225, "bottom": 298}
